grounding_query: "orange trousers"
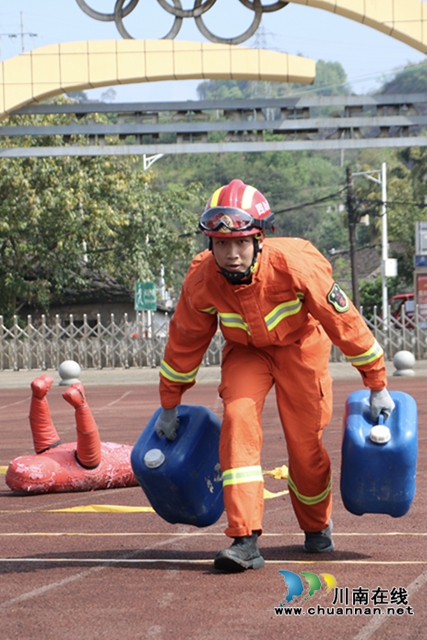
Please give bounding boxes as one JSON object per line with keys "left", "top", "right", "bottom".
{"left": 218, "top": 325, "right": 333, "bottom": 538}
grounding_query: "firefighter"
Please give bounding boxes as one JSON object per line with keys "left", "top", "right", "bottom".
{"left": 155, "top": 179, "right": 394, "bottom": 573}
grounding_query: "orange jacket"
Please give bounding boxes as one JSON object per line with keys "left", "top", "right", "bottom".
{"left": 160, "top": 237, "right": 387, "bottom": 408}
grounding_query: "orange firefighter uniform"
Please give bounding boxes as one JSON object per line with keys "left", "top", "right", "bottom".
{"left": 159, "top": 237, "right": 387, "bottom": 537}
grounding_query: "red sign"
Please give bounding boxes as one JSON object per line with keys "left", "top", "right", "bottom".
{"left": 417, "top": 274, "right": 427, "bottom": 316}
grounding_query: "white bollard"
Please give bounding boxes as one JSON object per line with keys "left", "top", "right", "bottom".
{"left": 58, "top": 360, "right": 82, "bottom": 386}
{"left": 393, "top": 351, "right": 415, "bottom": 377}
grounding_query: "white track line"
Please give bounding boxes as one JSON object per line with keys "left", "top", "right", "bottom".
{"left": 1, "top": 559, "right": 426, "bottom": 565}
{"left": 0, "top": 527, "right": 218, "bottom": 610}
{"left": 92, "top": 390, "right": 133, "bottom": 413}
{"left": 0, "top": 390, "right": 131, "bottom": 414}
{"left": 0, "top": 396, "right": 30, "bottom": 410}
{"left": 353, "top": 568, "right": 427, "bottom": 640}
{"left": 0, "top": 531, "right": 426, "bottom": 537}
{"left": 0, "top": 566, "right": 106, "bottom": 610}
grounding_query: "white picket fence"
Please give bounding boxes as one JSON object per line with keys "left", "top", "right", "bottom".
{"left": 0, "top": 305, "right": 426, "bottom": 371}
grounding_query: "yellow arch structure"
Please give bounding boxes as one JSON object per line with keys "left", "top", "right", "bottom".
{"left": 0, "top": 40, "right": 315, "bottom": 121}
{"left": 288, "top": 0, "right": 427, "bottom": 53}
{"left": 3, "top": 2, "right": 425, "bottom": 122}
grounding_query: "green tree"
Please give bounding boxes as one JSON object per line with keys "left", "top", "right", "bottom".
{"left": 378, "top": 62, "right": 427, "bottom": 94}
{"left": 0, "top": 104, "right": 202, "bottom": 321}
{"left": 197, "top": 59, "right": 351, "bottom": 101}
{"left": 155, "top": 149, "right": 347, "bottom": 255}
{"left": 330, "top": 255, "right": 352, "bottom": 295}
{"left": 350, "top": 151, "right": 420, "bottom": 290}
{"left": 310, "top": 60, "right": 350, "bottom": 96}
{"left": 359, "top": 277, "right": 399, "bottom": 319}
{"left": 5, "top": 64, "right": 427, "bottom": 324}
{"left": 65, "top": 90, "right": 89, "bottom": 102}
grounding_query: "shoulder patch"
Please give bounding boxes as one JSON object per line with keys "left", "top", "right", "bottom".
{"left": 327, "top": 283, "right": 350, "bottom": 313}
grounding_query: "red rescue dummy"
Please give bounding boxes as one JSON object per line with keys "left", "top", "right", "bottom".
{"left": 6, "top": 375, "right": 138, "bottom": 494}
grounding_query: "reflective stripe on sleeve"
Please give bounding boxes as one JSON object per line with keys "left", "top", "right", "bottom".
{"left": 345, "top": 340, "right": 384, "bottom": 367}
{"left": 222, "top": 465, "right": 264, "bottom": 487}
{"left": 264, "top": 297, "right": 303, "bottom": 331}
{"left": 287, "top": 473, "right": 332, "bottom": 505}
{"left": 218, "top": 312, "right": 251, "bottom": 334}
{"left": 200, "top": 306, "right": 217, "bottom": 315}
{"left": 160, "top": 360, "right": 199, "bottom": 384}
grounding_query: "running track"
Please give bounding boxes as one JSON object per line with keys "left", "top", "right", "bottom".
{"left": 0, "top": 375, "right": 426, "bottom": 639}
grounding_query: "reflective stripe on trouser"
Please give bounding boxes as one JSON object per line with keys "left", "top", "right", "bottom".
{"left": 222, "top": 466, "right": 264, "bottom": 487}
{"left": 217, "top": 394, "right": 267, "bottom": 538}
{"left": 218, "top": 325, "right": 333, "bottom": 536}
{"left": 287, "top": 473, "right": 332, "bottom": 505}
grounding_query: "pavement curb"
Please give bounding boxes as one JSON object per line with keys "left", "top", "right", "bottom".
{"left": 0, "top": 360, "right": 426, "bottom": 389}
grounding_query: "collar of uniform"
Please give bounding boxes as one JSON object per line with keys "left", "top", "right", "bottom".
{"left": 225, "top": 242, "right": 268, "bottom": 291}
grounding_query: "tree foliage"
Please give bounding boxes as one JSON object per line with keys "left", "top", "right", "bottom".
{"left": 3, "top": 58, "right": 427, "bottom": 320}
{"left": 155, "top": 149, "right": 346, "bottom": 255}
{"left": 0, "top": 105, "right": 202, "bottom": 320}
{"left": 349, "top": 147, "right": 427, "bottom": 291}
{"left": 197, "top": 59, "right": 351, "bottom": 100}
{"left": 378, "top": 62, "right": 427, "bottom": 95}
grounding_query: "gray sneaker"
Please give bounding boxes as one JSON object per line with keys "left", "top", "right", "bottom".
{"left": 214, "top": 533, "right": 265, "bottom": 572}
{"left": 304, "top": 521, "right": 334, "bottom": 553}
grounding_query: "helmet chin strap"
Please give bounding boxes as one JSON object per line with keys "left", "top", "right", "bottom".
{"left": 212, "top": 236, "right": 262, "bottom": 285}
{"left": 219, "top": 264, "right": 254, "bottom": 284}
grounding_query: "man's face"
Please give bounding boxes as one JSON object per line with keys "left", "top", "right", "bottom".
{"left": 211, "top": 236, "right": 260, "bottom": 273}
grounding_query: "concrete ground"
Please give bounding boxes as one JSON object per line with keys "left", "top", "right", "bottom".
{"left": 0, "top": 358, "right": 424, "bottom": 389}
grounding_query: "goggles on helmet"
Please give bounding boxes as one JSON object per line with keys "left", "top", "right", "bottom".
{"left": 199, "top": 207, "right": 273, "bottom": 232}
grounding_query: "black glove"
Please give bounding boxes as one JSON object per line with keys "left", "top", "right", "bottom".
{"left": 154, "top": 407, "right": 179, "bottom": 441}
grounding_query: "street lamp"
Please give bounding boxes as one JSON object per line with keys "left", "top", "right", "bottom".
{"left": 353, "top": 162, "right": 396, "bottom": 329}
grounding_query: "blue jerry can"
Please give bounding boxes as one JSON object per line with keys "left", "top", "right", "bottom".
{"left": 131, "top": 404, "right": 224, "bottom": 527}
{"left": 341, "top": 390, "right": 418, "bottom": 517}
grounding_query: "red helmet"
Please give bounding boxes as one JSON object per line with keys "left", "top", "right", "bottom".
{"left": 199, "top": 179, "right": 275, "bottom": 238}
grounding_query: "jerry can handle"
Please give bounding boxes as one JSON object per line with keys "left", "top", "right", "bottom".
{"left": 377, "top": 414, "right": 385, "bottom": 426}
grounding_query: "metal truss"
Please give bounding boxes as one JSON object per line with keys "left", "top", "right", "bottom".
{"left": 3, "top": 93, "right": 427, "bottom": 157}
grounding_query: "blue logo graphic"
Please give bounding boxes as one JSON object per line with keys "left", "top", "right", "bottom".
{"left": 278, "top": 570, "right": 337, "bottom": 604}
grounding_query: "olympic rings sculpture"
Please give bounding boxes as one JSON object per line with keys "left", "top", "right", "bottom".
{"left": 75, "top": 0, "right": 288, "bottom": 45}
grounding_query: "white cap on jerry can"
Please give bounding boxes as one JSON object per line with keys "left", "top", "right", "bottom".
{"left": 369, "top": 424, "right": 391, "bottom": 444}
{"left": 144, "top": 448, "right": 166, "bottom": 468}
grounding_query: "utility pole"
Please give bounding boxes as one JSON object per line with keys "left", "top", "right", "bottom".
{"left": 346, "top": 165, "right": 360, "bottom": 309}
{"left": 18, "top": 12, "right": 37, "bottom": 54}
{"left": 20, "top": 12, "right": 25, "bottom": 53}
{"left": 380, "top": 162, "right": 389, "bottom": 329}
{"left": 353, "top": 163, "right": 394, "bottom": 330}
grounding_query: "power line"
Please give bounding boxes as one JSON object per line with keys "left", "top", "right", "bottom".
{"left": 0, "top": 12, "right": 37, "bottom": 60}
{"left": 357, "top": 198, "right": 427, "bottom": 210}
{"left": 274, "top": 187, "right": 346, "bottom": 214}
{"left": 0, "top": 32, "right": 18, "bottom": 62}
